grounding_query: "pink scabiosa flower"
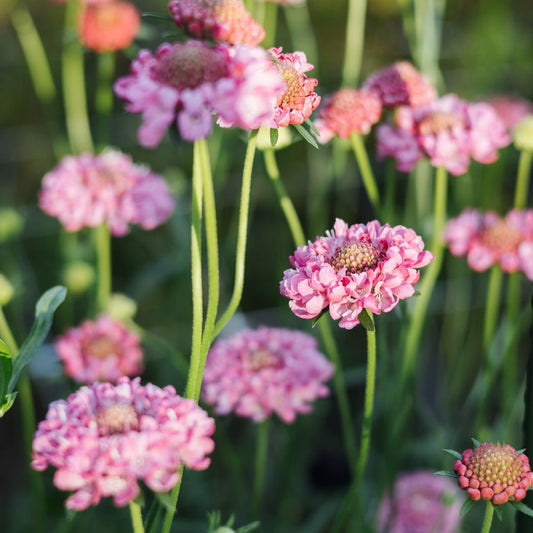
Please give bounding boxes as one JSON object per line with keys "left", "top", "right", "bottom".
{"left": 201, "top": 327, "right": 334, "bottom": 423}
{"left": 31, "top": 377, "right": 215, "bottom": 510}
{"left": 39, "top": 149, "right": 175, "bottom": 235}
{"left": 378, "top": 471, "right": 462, "bottom": 533}
{"left": 484, "top": 95, "right": 533, "bottom": 131}
{"left": 114, "top": 39, "right": 284, "bottom": 147}
{"left": 279, "top": 218, "right": 434, "bottom": 329}
{"left": 267, "top": 47, "right": 320, "bottom": 128}
{"left": 168, "top": 0, "right": 265, "bottom": 45}
{"left": 377, "top": 94, "right": 511, "bottom": 175}
{"left": 313, "top": 88, "right": 382, "bottom": 143}
{"left": 453, "top": 442, "right": 533, "bottom": 505}
{"left": 443, "top": 208, "right": 533, "bottom": 279}
{"left": 363, "top": 61, "right": 437, "bottom": 108}
{"left": 55, "top": 315, "right": 143, "bottom": 384}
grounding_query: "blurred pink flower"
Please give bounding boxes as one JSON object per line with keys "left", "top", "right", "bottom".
{"left": 264, "top": 0, "right": 305, "bottom": 4}
{"left": 201, "top": 327, "right": 334, "bottom": 423}
{"left": 484, "top": 95, "right": 533, "bottom": 131}
{"left": 114, "top": 40, "right": 284, "bottom": 147}
{"left": 363, "top": 61, "right": 437, "bottom": 108}
{"left": 168, "top": 0, "right": 265, "bottom": 45}
{"left": 39, "top": 149, "right": 175, "bottom": 235}
{"left": 313, "top": 88, "right": 382, "bottom": 143}
{"left": 32, "top": 377, "right": 215, "bottom": 510}
{"left": 378, "top": 471, "right": 462, "bottom": 533}
{"left": 377, "top": 94, "right": 511, "bottom": 175}
{"left": 267, "top": 47, "right": 320, "bottom": 127}
{"left": 55, "top": 316, "right": 143, "bottom": 384}
{"left": 443, "top": 208, "right": 533, "bottom": 278}
{"left": 280, "top": 218, "right": 433, "bottom": 329}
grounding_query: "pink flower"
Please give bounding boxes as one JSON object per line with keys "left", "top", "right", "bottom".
{"left": 443, "top": 208, "right": 533, "bottom": 278}
{"left": 114, "top": 40, "right": 284, "bottom": 147}
{"left": 363, "top": 61, "right": 437, "bottom": 108}
{"left": 201, "top": 327, "right": 334, "bottom": 423}
{"left": 313, "top": 88, "right": 382, "bottom": 143}
{"left": 484, "top": 95, "right": 533, "bottom": 131}
{"left": 55, "top": 316, "right": 144, "bottom": 384}
{"left": 267, "top": 47, "right": 320, "bottom": 128}
{"left": 264, "top": 0, "right": 304, "bottom": 4}
{"left": 280, "top": 218, "right": 433, "bottom": 329}
{"left": 168, "top": 0, "right": 265, "bottom": 46}
{"left": 377, "top": 471, "right": 462, "bottom": 533}
{"left": 376, "top": 94, "right": 511, "bottom": 175}
{"left": 31, "top": 377, "right": 215, "bottom": 510}
{"left": 39, "top": 149, "right": 175, "bottom": 235}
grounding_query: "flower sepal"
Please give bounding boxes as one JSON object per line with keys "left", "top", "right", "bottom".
{"left": 357, "top": 308, "right": 375, "bottom": 332}
{"left": 511, "top": 500, "right": 533, "bottom": 518}
{"left": 293, "top": 123, "right": 319, "bottom": 149}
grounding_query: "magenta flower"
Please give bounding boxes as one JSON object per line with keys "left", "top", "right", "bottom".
{"left": 55, "top": 316, "right": 144, "bottom": 384}
{"left": 363, "top": 61, "right": 437, "bottom": 109}
{"left": 377, "top": 94, "right": 511, "bottom": 175}
{"left": 201, "top": 327, "right": 334, "bottom": 423}
{"left": 484, "top": 94, "right": 533, "bottom": 131}
{"left": 168, "top": 0, "right": 265, "bottom": 46}
{"left": 39, "top": 149, "right": 175, "bottom": 235}
{"left": 32, "top": 377, "right": 215, "bottom": 510}
{"left": 313, "top": 88, "right": 382, "bottom": 143}
{"left": 114, "top": 39, "right": 284, "bottom": 147}
{"left": 443, "top": 208, "right": 533, "bottom": 278}
{"left": 267, "top": 47, "right": 320, "bottom": 128}
{"left": 279, "top": 218, "right": 433, "bottom": 329}
{"left": 378, "top": 471, "right": 462, "bottom": 533}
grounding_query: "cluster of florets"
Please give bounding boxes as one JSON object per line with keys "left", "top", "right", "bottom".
{"left": 279, "top": 218, "right": 433, "bottom": 329}
{"left": 201, "top": 326, "right": 334, "bottom": 423}
{"left": 443, "top": 208, "right": 533, "bottom": 279}
{"left": 454, "top": 442, "right": 533, "bottom": 505}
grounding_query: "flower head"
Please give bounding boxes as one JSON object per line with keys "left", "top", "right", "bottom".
{"left": 378, "top": 471, "right": 462, "bottom": 533}
{"left": 32, "top": 377, "right": 215, "bottom": 510}
{"left": 280, "top": 218, "right": 433, "bottom": 329}
{"left": 201, "top": 326, "right": 334, "bottom": 423}
{"left": 363, "top": 61, "right": 437, "bottom": 108}
{"left": 484, "top": 95, "right": 533, "bottom": 131}
{"left": 454, "top": 442, "right": 533, "bottom": 505}
{"left": 313, "top": 88, "right": 382, "bottom": 143}
{"left": 114, "top": 40, "right": 284, "bottom": 147}
{"left": 78, "top": 2, "right": 140, "bottom": 53}
{"left": 55, "top": 316, "right": 143, "bottom": 384}
{"left": 513, "top": 115, "right": 533, "bottom": 152}
{"left": 39, "top": 149, "right": 175, "bottom": 235}
{"left": 443, "top": 208, "right": 533, "bottom": 278}
{"left": 377, "top": 94, "right": 511, "bottom": 175}
{"left": 168, "top": 0, "right": 265, "bottom": 45}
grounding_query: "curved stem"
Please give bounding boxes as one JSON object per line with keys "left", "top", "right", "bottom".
{"left": 480, "top": 501, "right": 494, "bottom": 533}
{"left": 342, "top": 0, "right": 368, "bottom": 87}
{"left": 514, "top": 150, "right": 532, "bottom": 210}
{"left": 129, "top": 499, "right": 145, "bottom": 533}
{"left": 95, "top": 223, "right": 111, "bottom": 313}
{"left": 252, "top": 419, "right": 270, "bottom": 519}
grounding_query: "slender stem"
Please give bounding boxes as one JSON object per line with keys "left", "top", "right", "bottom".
{"left": 350, "top": 132, "right": 382, "bottom": 217}
{"left": 480, "top": 501, "right": 494, "bottom": 533}
{"left": 129, "top": 499, "right": 145, "bottom": 533}
{"left": 161, "top": 465, "right": 185, "bottom": 533}
{"left": 514, "top": 150, "right": 532, "bottom": 209}
{"left": 483, "top": 266, "right": 503, "bottom": 353}
{"left": 95, "top": 51, "right": 116, "bottom": 148}
{"left": 252, "top": 419, "right": 270, "bottom": 519}
{"left": 214, "top": 130, "right": 258, "bottom": 337}
{"left": 341, "top": 0, "right": 368, "bottom": 87}
{"left": 95, "top": 223, "right": 111, "bottom": 313}
{"left": 257, "top": 2, "right": 277, "bottom": 48}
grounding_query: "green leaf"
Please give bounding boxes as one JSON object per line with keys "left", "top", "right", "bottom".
{"left": 141, "top": 11, "right": 173, "bottom": 21}
{"left": 434, "top": 470, "right": 458, "bottom": 478}
{"left": 270, "top": 128, "right": 279, "bottom": 147}
{"left": 516, "top": 448, "right": 526, "bottom": 455}
{"left": 459, "top": 498, "right": 474, "bottom": 518}
{"left": 311, "top": 308, "right": 328, "bottom": 328}
{"left": 305, "top": 118, "right": 320, "bottom": 136}
{"left": 236, "top": 522, "right": 260, "bottom": 533}
{"left": 8, "top": 286, "right": 67, "bottom": 393}
{"left": 494, "top": 505, "right": 504, "bottom": 521}
{"left": 511, "top": 501, "right": 533, "bottom": 518}
{"left": 0, "top": 339, "right": 12, "bottom": 405}
{"left": 443, "top": 448, "right": 463, "bottom": 460}
{"left": 293, "top": 123, "right": 319, "bottom": 149}
{"left": 357, "top": 308, "right": 375, "bottom": 331}
{"left": 472, "top": 437, "right": 482, "bottom": 448}
{"left": 0, "top": 392, "right": 17, "bottom": 417}
{"left": 155, "top": 492, "right": 176, "bottom": 513}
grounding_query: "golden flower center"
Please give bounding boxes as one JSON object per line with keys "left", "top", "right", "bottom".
{"left": 469, "top": 444, "right": 524, "bottom": 486}
{"left": 95, "top": 403, "right": 139, "bottom": 436}
{"left": 418, "top": 111, "right": 463, "bottom": 135}
{"left": 329, "top": 241, "right": 380, "bottom": 274}
{"left": 85, "top": 337, "right": 118, "bottom": 359}
{"left": 276, "top": 62, "right": 306, "bottom": 109}
{"left": 481, "top": 220, "right": 522, "bottom": 253}
{"left": 247, "top": 349, "right": 280, "bottom": 371}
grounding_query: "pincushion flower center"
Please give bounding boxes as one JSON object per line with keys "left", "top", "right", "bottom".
{"left": 85, "top": 337, "right": 118, "bottom": 359}
{"left": 329, "top": 241, "right": 380, "bottom": 274}
{"left": 418, "top": 111, "right": 463, "bottom": 135}
{"left": 481, "top": 220, "right": 523, "bottom": 253}
{"left": 469, "top": 443, "right": 523, "bottom": 487}
{"left": 95, "top": 403, "right": 140, "bottom": 435}
{"left": 247, "top": 349, "right": 280, "bottom": 371}
{"left": 276, "top": 62, "right": 305, "bottom": 109}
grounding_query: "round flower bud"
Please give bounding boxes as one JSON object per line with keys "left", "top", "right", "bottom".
{"left": 105, "top": 293, "right": 137, "bottom": 321}
{"left": 0, "top": 208, "right": 24, "bottom": 242}
{"left": 0, "top": 274, "right": 15, "bottom": 306}
{"left": 513, "top": 115, "right": 533, "bottom": 151}
{"left": 62, "top": 261, "right": 95, "bottom": 294}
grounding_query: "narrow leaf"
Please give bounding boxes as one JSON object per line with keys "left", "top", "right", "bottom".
{"left": 516, "top": 448, "right": 526, "bottom": 455}
{"left": 311, "top": 308, "right": 328, "bottom": 328}
{"left": 434, "top": 470, "right": 458, "bottom": 478}
{"left": 459, "top": 498, "right": 474, "bottom": 518}
{"left": 0, "top": 339, "right": 12, "bottom": 405}
{"left": 8, "top": 286, "right": 67, "bottom": 392}
{"left": 357, "top": 308, "right": 375, "bottom": 331}
{"left": 0, "top": 392, "right": 17, "bottom": 417}
{"left": 305, "top": 118, "right": 320, "bottom": 136}
{"left": 511, "top": 501, "right": 533, "bottom": 518}
{"left": 155, "top": 492, "right": 176, "bottom": 513}
{"left": 270, "top": 128, "right": 279, "bottom": 147}
{"left": 494, "top": 505, "right": 504, "bottom": 521}
{"left": 236, "top": 522, "right": 260, "bottom": 533}
{"left": 142, "top": 11, "right": 173, "bottom": 21}
{"left": 443, "top": 448, "right": 463, "bottom": 460}
{"left": 472, "top": 437, "right": 482, "bottom": 448}
{"left": 293, "top": 123, "right": 319, "bottom": 149}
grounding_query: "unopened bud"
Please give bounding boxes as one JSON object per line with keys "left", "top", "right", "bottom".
{"left": 63, "top": 261, "right": 95, "bottom": 294}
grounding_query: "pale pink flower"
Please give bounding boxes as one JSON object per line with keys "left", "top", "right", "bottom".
{"left": 378, "top": 471, "right": 462, "bottom": 533}
{"left": 313, "top": 88, "right": 382, "bottom": 143}
{"left": 363, "top": 61, "right": 437, "bottom": 108}
{"left": 201, "top": 327, "right": 334, "bottom": 423}
{"left": 55, "top": 316, "right": 143, "bottom": 384}
{"left": 484, "top": 95, "right": 533, "bottom": 131}
{"left": 114, "top": 40, "right": 284, "bottom": 147}
{"left": 279, "top": 218, "right": 433, "bottom": 329}
{"left": 377, "top": 94, "right": 511, "bottom": 175}
{"left": 267, "top": 47, "right": 320, "bottom": 128}
{"left": 39, "top": 149, "right": 175, "bottom": 235}
{"left": 443, "top": 208, "right": 533, "bottom": 279}
{"left": 32, "top": 377, "right": 215, "bottom": 510}
{"left": 168, "top": 0, "right": 265, "bottom": 46}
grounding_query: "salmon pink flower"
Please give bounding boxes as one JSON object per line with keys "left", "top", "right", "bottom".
{"left": 201, "top": 327, "right": 334, "bottom": 423}
{"left": 31, "top": 377, "right": 215, "bottom": 510}
{"left": 484, "top": 95, "right": 533, "bottom": 131}
{"left": 39, "top": 150, "right": 175, "bottom": 235}
{"left": 280, "top": 218, "right": 433, "bottom": 329}
{"left": 55, "top": 316, "right": 143, "bottom": 384}
{"left": 443, "top": 208, "right": 533, "bottom": 279}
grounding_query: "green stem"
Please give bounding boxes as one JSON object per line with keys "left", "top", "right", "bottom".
{"left": 214, "top": 130, "right": 258, "bottom": 337}
{"left": 252, "top": 419, "right": 270, "bottom": 519}
{"left": 129, "top": 499, "right": 145, "bottom": 533}
{"left": 95, "top": 223, "right": 111, "bottom": 313}
{"left": 483, "top": 266, "right": 503, "bottom": 353}
{"left": 350, "top": 132, "right": 381, "bottom": 217}
{"left": 342, "top": 0, "right": 368, "bottom": 87}
{"left": 480, "top": 501, "right": 494, "bottom": 533}
{"left": 160, "top": 465, "right": 185, "bottom": 533}
{"left": 514, "top": 150, "right": 532, "bottom": 209}
{"left": 257, "top": 2, "right": 277, "bottom": 48}
{"left": 283, "top": 3, "right": 319, "bottom": 69}
{"left": 95, "top": 51, "right": 116, "bottom": 148}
